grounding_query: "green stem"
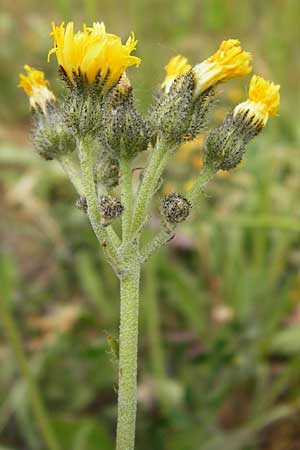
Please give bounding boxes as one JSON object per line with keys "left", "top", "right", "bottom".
{"left": 58, "top": 153, "right": 83, "bottom": 195}
{"left": 116, "top": 252, "right": 140, "bottom": 450}
{"left": 78, "top": 138, "right": 120, "bottom": 265}
{"left": 120, "top": 158, "right": 133, "bottom": 244}
{"left": 144, "top": 256, "right": 166, "bottom": 381}
{"left": 131, "top": 138, "right": 174, "bottom": 236}
{"left": 187, "top": 165, "right": 216, "bottom": 206}
{"left": 140, "top": 226, "right": 175, "bottom": 263}
{"left": 0, "top": 297, "right": 60, "bottom": 450}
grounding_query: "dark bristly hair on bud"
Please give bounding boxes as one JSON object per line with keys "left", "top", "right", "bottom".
{"left": 184, "top": 87, "right": 215, "bottom": 141}
{"left": 98, "top": 195, "right": 124, "bottom": 226}
{"left": 161, "top": 193, "right": 192, "bottom": 224}
{"left": 62, "top": 86, "right": 103, "bottom": 138}
{"left": 75, "top": 196, "right": 88, "bottom": 213}
{"left": 150, "top": 71, "right": 215, "bottom": 144}
{"left": 59, "top": 66, "right": 112, "bottom": 97}
{"left": 100, "top": 76, "right": 150, "bottom": 159}
{"left": 204, "top": 74, "right": 280, "bottom": 171}
{"left": 59, "top": 69, "right": 111, "bottom": 139}
{"left": 204, "top": 110, "right": 262, "bottom": 171}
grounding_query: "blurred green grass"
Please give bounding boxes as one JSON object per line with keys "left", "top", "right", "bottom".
{"left": 1, "top": 1, "right": 300, "bottom": 449}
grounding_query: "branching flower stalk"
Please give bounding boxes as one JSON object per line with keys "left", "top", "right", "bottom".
{"left": 18, "top": 22, "right": 280, "bottom": 450}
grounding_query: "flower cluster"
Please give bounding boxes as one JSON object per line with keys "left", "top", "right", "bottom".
{"left": 151, "top": 39, "right": 254, "bottom": 144}
{"left": 18, "top": 21, "right": 280, "bottom": 224}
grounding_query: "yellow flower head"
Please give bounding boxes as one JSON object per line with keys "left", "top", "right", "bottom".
{"left": 161, "top": 55, "right": 192, "bottom": 93}
{"left": 48, "top": 21, "right": 141, "bottom": 90}
{"left": 234, "top": 75, "right": 280, "bottom": 126}
{"left": 18, "top": 65, "right": 55, "bottom": 114}
{"left": 192, "top": 39, "right": 252, "bottom": 97}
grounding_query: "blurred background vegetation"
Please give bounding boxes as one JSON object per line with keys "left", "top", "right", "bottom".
{"left": 1, "top": 0, "right": 300, "bottom": 449}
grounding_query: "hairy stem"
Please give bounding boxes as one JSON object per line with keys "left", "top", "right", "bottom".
{"left": 131, "top": 138, "right": 174, "bottom": 236}
{"left": 78, "top": 138, "right": 120, "bottom": 264}
{"left": 116, "top": 251, "right": 140, "bottom": 450}
{"left": 144, "top": 256, "right": 166, "bottom": 381}
{"left": 140, "top": 226, "right": 175, "bottom": 263}
{"left": 187, "top": 165, "right": 216, "bottom": 206}
{"left": 58, "top": 153, "right": 83, "bottom": 195}
{"left": 120, "top": 158, "right": 133, "bottom": 244}
{"left": 0, "top": 296, "right": 60, "bottom": 450}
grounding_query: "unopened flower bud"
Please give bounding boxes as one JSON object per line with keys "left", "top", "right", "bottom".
{"left": 75, "top": 196, "right": 88, "bottom": 213}
{"left": 151, "top": 70, "right": 215, "bottom": 144}
{"left": 62, "top": 86, "right": 103, "bottom": 138}
{"left": 98, "top": 195, "right": 124, "bottom": 226}
{"left": 204, "top": 113, "right": 247, "bottom": 170}
{"left": 153, "top": 39, "right": 252, "bottom": 145}
{"left": 18, "top": 65, "right": 76, "bottom": 160}
{"left": 101, "top": 74, "right": 149, "bottom": 158}
{"left": 161, "top": 193, "right": 192, "bottom": 224}
{"left": 204, "top": 74, "right": 280, "bottom": 171}
{"left": 34, "top": 114, "right": 76, "bottom": 160}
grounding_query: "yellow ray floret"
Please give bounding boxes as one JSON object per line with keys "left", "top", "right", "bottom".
{"left": 18, "top": 65, "right": 55, "bottom": 114}
{"left": 234, "top": 75, "right": 280, "bottom": 126}
{"left": 192, "top": 39, "right": 252, "bottom": 97}
{"left": 48, "top": 21, "right": 141, "bottom": 89}
{"left": 161, "top": 55, "right": 192, "bottom": 93}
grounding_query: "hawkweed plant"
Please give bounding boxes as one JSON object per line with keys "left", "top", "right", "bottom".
{"left": 19, "top": 21, "right": 280, "bottom": 450}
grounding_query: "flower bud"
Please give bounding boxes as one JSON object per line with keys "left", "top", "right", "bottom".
{"left": 204, "top": 74, "right": 280, "bottom": 171}
{"left": 62, "top": 86, "right": 103, "bottom": 138}
{"left": 75, "top": 196, "right": 88, "bottom": 212}
{"left": 151, "top": 71, "right": 215, "bottom": 144}
{"left": 161, "top": 193, "right": 192, "bottom": 224}
{"left": 19, "top": 65, "right": 76, "bottom": 160}
{"left": 100, "top": 75, "right": 150, "bottom": 159}
{"left": 152, "top": 40, "right": 252, "bottom": 145}
{"left": 98, "top": 195, "right": 124, "bottom": 226}
{"left": 203, "top": 112, "right": 247, "bottom": 170}
{"left": 34, "top": 112, "right": 76, "bottom": 160}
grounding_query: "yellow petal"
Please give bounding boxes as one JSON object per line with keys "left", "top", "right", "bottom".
{"left": 48, "top": 21, "right": 141, "bottom": 89}
{"left": 193, "top": 39, "right": 252, "bottom": 97}
{"left": 18, "top": 65, "right": 55, "bottom": 114}
{"left": 234, "top": 74, "right": 280, "bottom": 126}
{"left": 161, "top": 55, "right": 191, "bottom": 93}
